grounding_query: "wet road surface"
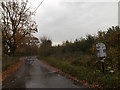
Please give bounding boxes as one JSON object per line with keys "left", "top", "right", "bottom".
{"left": 3, "top": 56, "right": 88, "bottom": 88}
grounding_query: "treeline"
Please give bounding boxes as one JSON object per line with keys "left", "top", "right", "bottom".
{"left": 39, "top": 26, "right": 120, "bottom": 73}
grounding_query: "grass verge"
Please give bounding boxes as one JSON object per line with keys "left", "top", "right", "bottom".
{"left": 2, "top": 56, "right": 20, "bottom": 72}
{"left": 38, "top": 56, "right": 120, "bottom": 88}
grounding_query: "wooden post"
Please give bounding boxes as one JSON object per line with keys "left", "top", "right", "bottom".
{"left": 101, "top": 62, "right": 105, "bottom": 73}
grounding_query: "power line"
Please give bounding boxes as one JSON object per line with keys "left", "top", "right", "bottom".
{"left": 33, "top": 0, "right": 44, "bottom": 14}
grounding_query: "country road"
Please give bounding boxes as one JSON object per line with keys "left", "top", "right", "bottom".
{"left": 2, "top": 56, "right": 88, "bottom": 88}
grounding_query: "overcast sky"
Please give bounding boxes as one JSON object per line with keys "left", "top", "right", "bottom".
{"left": 29, "top": 0, "right": 118, "bottom": 45}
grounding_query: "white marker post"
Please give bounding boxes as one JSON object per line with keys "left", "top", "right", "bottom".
{"left": 96, "top": 43, "right": 107, "bottom": 73}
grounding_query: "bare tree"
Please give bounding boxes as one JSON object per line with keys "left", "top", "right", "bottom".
{"left": 1, "top": 0, "right": 38, "bottom": 55}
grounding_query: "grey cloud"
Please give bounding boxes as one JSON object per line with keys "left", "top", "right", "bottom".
{"left": 33, "top": 0, "right": 117, "bottom": 45}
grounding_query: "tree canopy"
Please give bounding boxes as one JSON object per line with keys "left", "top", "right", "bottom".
{"left": 1, "top": 0, "right": 38, "bottom": 55}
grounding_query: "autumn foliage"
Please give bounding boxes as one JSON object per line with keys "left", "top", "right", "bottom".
{"left": 1, "top": 0, "right": 38, "bottom": 56}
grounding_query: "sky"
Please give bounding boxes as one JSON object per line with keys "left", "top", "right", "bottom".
{"left": 29, "top": 0, "right": 118, "bottom": 45}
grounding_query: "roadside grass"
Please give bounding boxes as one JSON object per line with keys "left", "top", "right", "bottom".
{"left": 38, "top": 56, "right": 120, "bottom": 88}
{"left": 2, "top": 56, "right": 20, "bottom": 72}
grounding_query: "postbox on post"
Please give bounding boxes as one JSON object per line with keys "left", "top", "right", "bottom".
{"left": 96, "top": 43, "right": 106, "bottom": 73}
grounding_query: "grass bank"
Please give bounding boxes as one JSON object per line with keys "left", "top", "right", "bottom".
{"left": 38, "top": 56, "right": 120, "bottom": 88}
{"left": 2, "top": 56, "right": 20, "bottom": 72}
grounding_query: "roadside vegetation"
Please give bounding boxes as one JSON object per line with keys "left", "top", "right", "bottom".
{"left": 39, "top": 57, "right": 119, "bottom": 88}
{"left": 2, "top": 56, "right": 19, "bottom": 71}
{"left": 1, "top": 0, "right": 39, "bottom": 72}
{"left": 38, "top": 26, "right": 120, "bottom": 88}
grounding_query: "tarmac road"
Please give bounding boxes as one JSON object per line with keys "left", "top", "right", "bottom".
{"left": 2, "top": 56, "right": 88, "bottom": 88}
